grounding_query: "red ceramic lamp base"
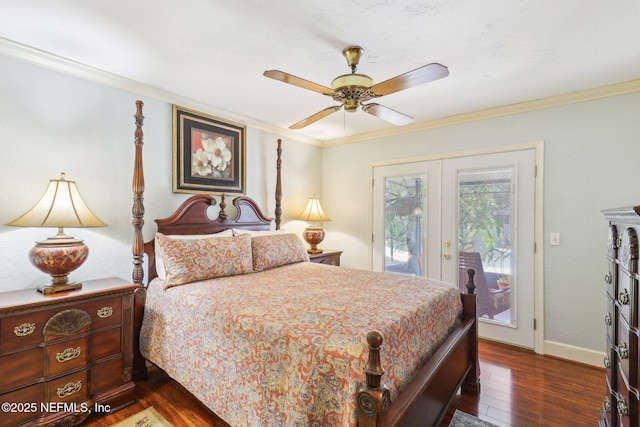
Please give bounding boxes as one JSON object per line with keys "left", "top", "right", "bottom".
{"left": 302, "top": 225, "right": 325, "bottom": 254}
{"left": 30, "top": 234, "right": 87, "bottom": 294}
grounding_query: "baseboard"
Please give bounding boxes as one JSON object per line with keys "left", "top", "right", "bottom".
{"left": 543, "top": 340, "right": 605, "bottom": 368}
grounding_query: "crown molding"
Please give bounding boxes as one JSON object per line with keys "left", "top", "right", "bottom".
{"left": 322, "top": 78, "right": 640, "bottom": 147}
{"left": 0, "top": 37, "right": 322, "bottom": 147}
{"left": 3, "top": 37, "right": 637, "bottom": 149}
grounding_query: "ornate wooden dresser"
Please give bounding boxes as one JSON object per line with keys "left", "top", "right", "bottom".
{"left": 601, "top": 206, "right": 640, "bottom": 426}
{"left": 0, "top": 277, "right": 137, "bottom": 426}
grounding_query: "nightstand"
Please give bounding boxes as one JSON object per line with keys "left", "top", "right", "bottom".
{"left": 0, "top": 277, "right": 138, "bottom": 427}
{"left": 309, "top": 250, "right": 342, "bottom": 266}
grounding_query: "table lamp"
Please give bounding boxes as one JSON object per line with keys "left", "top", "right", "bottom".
{"left": 296, "top": 195, "right": 331, "bottom": 254}
{"left": 7, "top": 173, "right": 107, "bottom": 294}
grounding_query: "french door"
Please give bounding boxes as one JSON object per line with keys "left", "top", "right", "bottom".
{"left": 372, "top": 149, "right": 537, "bottom": 348}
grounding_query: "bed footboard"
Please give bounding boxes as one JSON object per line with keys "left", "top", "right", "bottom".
{"left": 358, "top": 278, "right": 479, "bottom": 427}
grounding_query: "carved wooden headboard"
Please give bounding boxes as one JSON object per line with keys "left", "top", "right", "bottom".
{"left": 130, "top": 100, "right": 283, "bottom": 284}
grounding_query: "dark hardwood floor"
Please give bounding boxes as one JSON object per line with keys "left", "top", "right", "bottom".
{"left": 85, "top": 339, "right": 606, "bottom": 427}
{"left": 440, "top": 340, "right": 606, "bottom": 426}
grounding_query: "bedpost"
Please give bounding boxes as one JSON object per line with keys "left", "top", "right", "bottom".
{"left": 275, "top": 138, "right": 282, "bottom": 230}
{"left": 131, "top": 100, "right": 148, "bottom": 382}
{"left": 132, "top": 100, "right": 145, "bottom": 286}
{"left": 357, "top": 331, "right": 391, "bottom": 427}
{"left": 462, "top": 268, "right": 481, "bottom": 395}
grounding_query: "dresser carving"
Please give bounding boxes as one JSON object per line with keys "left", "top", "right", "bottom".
{"left": 44, "top": 309, "right": 91, "bottom": 338}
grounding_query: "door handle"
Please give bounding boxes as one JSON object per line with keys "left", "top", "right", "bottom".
{"left": 443, "top": 253, "right": 451, "bottom": 260}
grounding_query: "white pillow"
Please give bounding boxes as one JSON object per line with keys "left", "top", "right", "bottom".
{"left": 231, "top": 228, "right": 286, "bottom": 237}
{"left": 154, "top": 230, "right": 234, "bottom": 280}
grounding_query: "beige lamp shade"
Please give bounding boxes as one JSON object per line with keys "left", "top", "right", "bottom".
{"left": 7, "top": 173, "right": 106, "bottom": 294}
{"left": 8, "top": 173, "right": 106, "bottom": 229}
{"left": 296, "top": 196, "right": 330, "bottom": 254}
{"left": 296, "top": 197, "right": 331, "bottom": 223}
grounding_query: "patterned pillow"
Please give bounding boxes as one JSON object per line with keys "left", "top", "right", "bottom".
{"left": 157, "top": 233, "right": 253, "bottom": 288}
{"left": 154, "top": 230, "right": 234, "bottom": 280}
{"left": 251, "top": 233, "right": 310, "bottom": 272}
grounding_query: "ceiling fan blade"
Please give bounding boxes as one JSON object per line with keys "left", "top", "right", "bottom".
{"left": 289, "top": 105, "right": 342, "bottom": 129}
{"left": 370, "top": 63, "right": 449, "bottom": 96}
{"left": 264, "top": 70, "right": 334, "bottom": 96}
{"left": 362, "top": 103, "right": 414, "bottom": 126}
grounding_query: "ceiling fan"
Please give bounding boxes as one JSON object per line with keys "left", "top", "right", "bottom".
{"left": 263, "top": 46, "right": 449, "bottom": 129}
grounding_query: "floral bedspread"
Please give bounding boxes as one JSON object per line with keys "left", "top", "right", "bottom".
{"left": 139, "top": 262, "right": 462, "bottom": 427}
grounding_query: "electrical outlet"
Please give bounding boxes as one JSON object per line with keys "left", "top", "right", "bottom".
{"left": 550, "top": 232, "right": 560, "bottom": 246}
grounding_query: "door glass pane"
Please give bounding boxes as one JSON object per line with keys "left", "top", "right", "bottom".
{"left": 458, "top": 168, "right": 514, "bottom": 325}
{"left": 384, "top": 176, "right": 424, "bottom": 276}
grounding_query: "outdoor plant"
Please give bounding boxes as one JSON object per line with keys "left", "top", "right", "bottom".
{"left": 458, "top": 179, "right": 511, "bottom": 269}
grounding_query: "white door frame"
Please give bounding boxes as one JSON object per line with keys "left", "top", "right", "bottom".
{"left": 369, "top": 141, "right": 544, "bottom": 354}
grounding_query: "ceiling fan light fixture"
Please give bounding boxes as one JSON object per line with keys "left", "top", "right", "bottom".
{"left": 344, "top": 99, "right": 360, "bottom": 112}
{"left": 331, "top": 74, "right": 374, "bottom": 90}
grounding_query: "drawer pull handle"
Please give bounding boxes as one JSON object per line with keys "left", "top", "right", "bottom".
{"left": 617, "top": 396, "right": 629, "bottom": 417}
{"left": 618, "top": 341, "right": 629, "bottom": 360}
{"left": 604, "top": 313, "right": 612, "bottom": 326}
{"left": 14, "top": 322, "right": 36, "bottom": 337}
{"left": 57, "top": 380, "right": 82, "bottom": 398}
{"left": 97, "top": 307, "right": 113, "bottom": 318}
{"left": 604, "top": 271, "right": 612, "bottom": 284}
{"left": 618, "top": 288, "right": 630, "bottom": 305}
{"left": 604, "top": 356, "right": 611, "bottom": 369}
{"left": 603, "top": 396, "right": 611, "bottom": 413}
{"left": 56, "top": 347, "right": 81, "bottom": 363}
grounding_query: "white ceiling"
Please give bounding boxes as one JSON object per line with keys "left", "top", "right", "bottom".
{"left": 1, "top": 1, "right": 639, "bottom": 143}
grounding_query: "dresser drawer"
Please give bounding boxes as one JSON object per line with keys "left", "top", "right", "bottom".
{"left": 615, "top": 367, "right": 638, "bottom": 427}
{"left": 47, "top": 370, "right": 88, "bottom": 403}
{"left": 0, "top": 383, "right": 45, "bottom": 427}
{"left": 90, "top": 327, "right": 122, "bottom": 361}
{"left": 605, "top": 264, "right": 617, "bottom": 305}
{"left": 617, "top": 227, "right": 638, "bottom": 326}
{"left": 606, "top": 294, "right": 616, "bottom": 342}
{"left": 606, "top": 335, "right": 616, "bottom": 391}
{"left": 616, "top": 316, "right": 638, "bottom": 388}
{"left": 84, "top": 296, "right": 122, "bottom": 329}
{"left": 0, "top": 308, "right": 56, "bottom": 351}
{"left": 46, "top": 337, "right": 90, "bottom": 376}
{"left": 91, "top": 357, "right": 125, "bottom": 394}
{"left": 0, "top": 347, "right": 43, "bottom": 390}
{"left": 309, "top": 250, "right": 342, "bottom": 266}
{"left": 616, "top": 271, "right": 637, "bottom": 327}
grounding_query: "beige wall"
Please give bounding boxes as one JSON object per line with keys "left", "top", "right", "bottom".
{"left": 321, "top": 91, "right": 640, "bottom": 358}
{"left": 0, "top": 55, "right": 322, "bottom": 290}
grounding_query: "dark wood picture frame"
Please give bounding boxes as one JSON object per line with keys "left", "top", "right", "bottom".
{"left": 173, "top": 105, "right": 246, "bottom": 195}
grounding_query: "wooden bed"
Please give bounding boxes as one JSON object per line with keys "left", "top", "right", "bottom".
{"left": 129, "top": 101, "right": 479, "bottom": 427}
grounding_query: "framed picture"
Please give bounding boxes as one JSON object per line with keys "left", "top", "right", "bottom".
{"left": 173, "top": 105, "right": 246, "bottom": 195}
